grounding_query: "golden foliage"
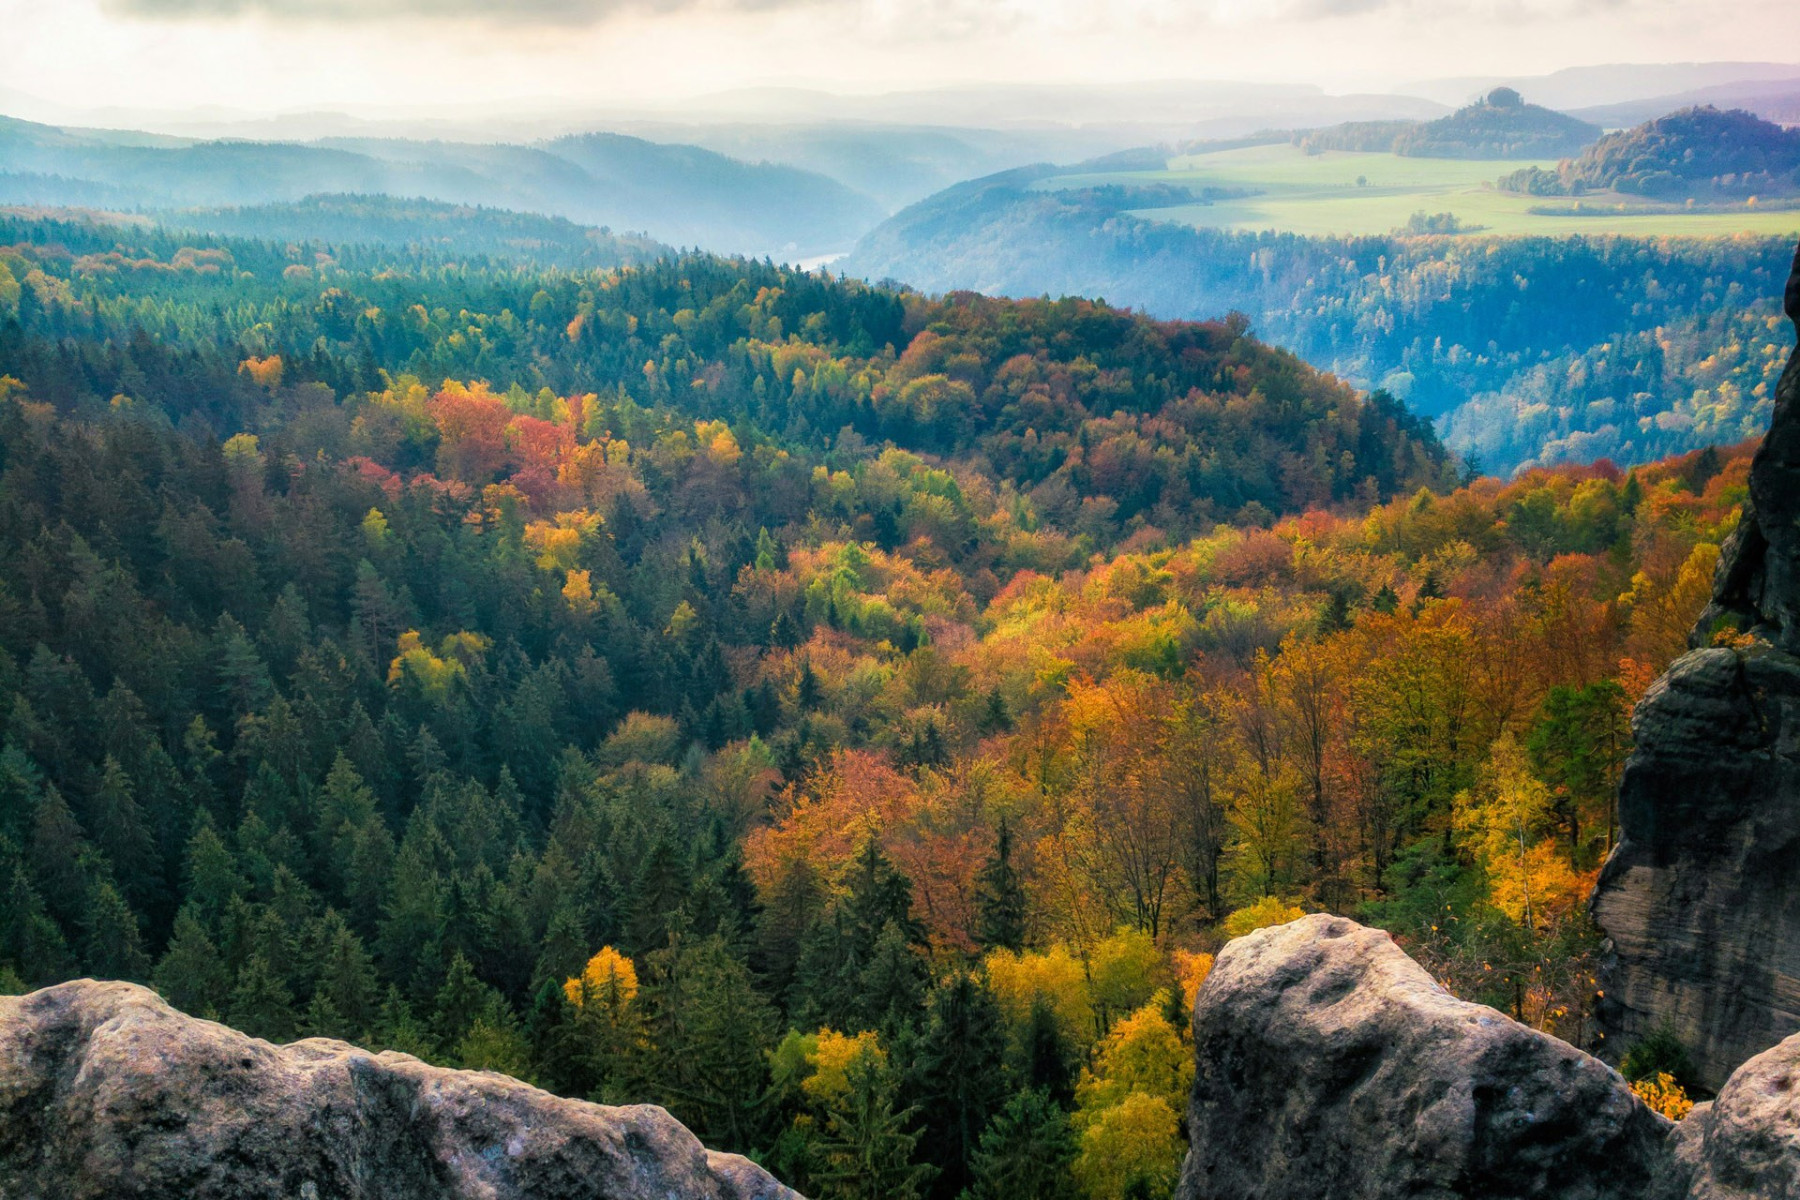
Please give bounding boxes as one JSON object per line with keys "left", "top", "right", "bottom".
{"left": 1631, "top": 1072, "right": 1695, "bottom": 1120}
{"left": 563, "top": 946, "right": 639, "bottom": 1010}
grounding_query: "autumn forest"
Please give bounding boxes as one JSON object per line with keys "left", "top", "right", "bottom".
{"left": 0, "top": 212, "right": 1751, "bottom": 1198}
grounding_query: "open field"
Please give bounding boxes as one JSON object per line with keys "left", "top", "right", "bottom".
{"left": 1034, "top": 143, "right": 1800, "bottom": 237}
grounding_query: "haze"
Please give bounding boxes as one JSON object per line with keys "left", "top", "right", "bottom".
{"left": 8, "top": 0, "right": 1800, "bottom": 128}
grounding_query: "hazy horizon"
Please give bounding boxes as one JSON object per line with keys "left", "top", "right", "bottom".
{"left": 7, "top": 0, "right": 1800, "bottom": 133}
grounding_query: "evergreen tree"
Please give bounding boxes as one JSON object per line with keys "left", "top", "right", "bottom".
{"left": 812, "top": 1054, "right": 935, "bottom": 1200}
{"left": 911, "top": 973, "right": 1009, "bottom": 1199}
{"left": 974, "top": 820, "right": 1028, "bottom": 952}
{"left": 968, "top": 1088, "right": 1079, "bottom": 1200}
{"left": 152, "top": 905, "right": 229, "bottom": 1017}
{"left": 228, "top": 952, "right": 296, "bottom": 1042}
{"left": 0, "top": 864, "right": 74, "bottom": 985}
{"left": 640, "top": 933, "right": 777, "bottom": 1152}
{"left": 82, "top": 879, "right": 150, "bottom": 981}
{"left": 1016, "top": 995, "right": 1076, "bottom": 1103}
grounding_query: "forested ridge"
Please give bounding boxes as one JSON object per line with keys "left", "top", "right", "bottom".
{"left": 0, "top": 213, "right": 1753, "bottom": 1197}
{"left": 846, "top": 181, "right": 1795, "bottom": 474}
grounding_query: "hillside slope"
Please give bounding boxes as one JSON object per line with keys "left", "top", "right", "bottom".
{"left": 0, "top": 116, "right": 881, "bottom": 258}
{"left": 843, "top": 173, "right": 1795, "bottom": 471}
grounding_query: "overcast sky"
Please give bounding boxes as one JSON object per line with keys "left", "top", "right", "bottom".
{"left": 6, "top": 0, "right": 1800, "bottom": 120}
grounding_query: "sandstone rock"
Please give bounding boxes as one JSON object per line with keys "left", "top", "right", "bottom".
{"left": 1172, "top": 913, "right": 1673, "bottom": 1200}
{"left": 1592, "top": 240, "right": 1800, "bottom": 1090}
{"left": 0, "top": 979, "right": 801, "bottom": 1200}
{"left": 1679, "top": 1031, "right": 1800, "bottom": 1200}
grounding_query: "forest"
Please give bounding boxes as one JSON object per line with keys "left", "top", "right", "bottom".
{"left": 846, "top": 178, "right": 1795, "bottom": 474}
{"left": 1499, "top": 106, "right": 1800, "bottom": 199}
{"left": 0, "top": 212, "right": 1753, "bottom": 1198}
{"left": 1296, "top": 89, "right": 1598, "bottom": 159}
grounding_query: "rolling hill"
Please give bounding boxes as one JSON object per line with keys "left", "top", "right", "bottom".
{"left": 0, "top": 116, "right": 882, "bottom": 259}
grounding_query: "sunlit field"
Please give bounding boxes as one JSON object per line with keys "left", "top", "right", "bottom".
{"left": 1036, "top": 142, "right": 1800, "bottom": 238}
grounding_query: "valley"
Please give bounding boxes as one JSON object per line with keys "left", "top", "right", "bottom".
{"left": 1041, "top": 142, "right": 1800, "bottom": 238}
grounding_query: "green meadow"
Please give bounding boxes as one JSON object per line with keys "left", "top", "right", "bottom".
{"left": 1035, "top": 143, "right": 1800, "bottom": 238}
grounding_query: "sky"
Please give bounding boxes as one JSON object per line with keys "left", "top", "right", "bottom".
{"left": 5, "top": 0, "right": 1800, "bottom": 122}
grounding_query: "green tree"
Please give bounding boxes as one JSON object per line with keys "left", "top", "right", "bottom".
{"left": 969, "top": 1088, "right": 1079, "bottom": 1200}
{"left": 911, "top": 972, "right": 1009, "bottom": 1199}
{"left": 975, "top": 820, "right": 1028, "bottom": 952}
{"left": 153, "top": 905, "right": 229, "bottom": 1017}
{"left": 812, "top": 1054, "right": 935, "bottom": 1200}
{"left": 228, "top": 952, "right": 297, "bottom": 1042}
{"left": 82, "top": 879, "right": 150, "bottom": 980}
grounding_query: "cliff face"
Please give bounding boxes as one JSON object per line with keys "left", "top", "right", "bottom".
{"left": 0, "top": 979, "right": 799, "bottom": 1200}
{"left": 1591, "top": 241, "right": 1800, "bottom": 1091}
{"left": 1172, "top": 914, "right": 1800, "bottom": 1200}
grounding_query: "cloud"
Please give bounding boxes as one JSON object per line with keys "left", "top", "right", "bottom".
{"left": 102, "top": 0, "right": 808, "bottom": 24}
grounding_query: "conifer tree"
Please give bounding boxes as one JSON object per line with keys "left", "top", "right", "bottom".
{"left": 911, "top": 972, "right": 1009, "bottom": 1199}
{"left": 82, "top": 878, "right": 150, "bottom": 981}
{"left": 0, "top": 864, "right": 74, "bottom": 985}
{"left": 228, "top": 952, "right": 296, "bottom": 1042}
{"left": 975, "top": 820, "right": 1028, "bottom": 952}
{"left": 811, "top": 1054, "right": 935, "bottom": 1200}
{"left": 153, "top": 905, "right": 229, "bottom": 1017}
{"left": 968, "top": 1088, "right": 1079, "bottom": 1200}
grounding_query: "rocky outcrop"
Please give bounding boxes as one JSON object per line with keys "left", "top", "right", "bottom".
{"left": 0, "top": 979, "right": 800, "bottom": 1200}
{"left": 1591, "top": 240, "right": 1800, "bottom": 1090}
{"left": 1172, "top": 913, "right": 1676, "bottom": 1200}
{"left": 1172, "top": 914, "right": 1800, "bottom": 1199}
{"left": 1676, "top": 1030, "right": 1800, "bottom": 1200}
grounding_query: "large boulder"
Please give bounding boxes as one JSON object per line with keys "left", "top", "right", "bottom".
{"left": 1172, "top": 913, "right": 1674, "bottom": 1200}
{"left": 1591, "top": 240, "right": 1800, "bottom": 1090}
{"left": 1676, "top": 1031, "right": 1800, "bottom": 1200}
{"left": 0, "top": 979, "right": 800, "bottom": 1200}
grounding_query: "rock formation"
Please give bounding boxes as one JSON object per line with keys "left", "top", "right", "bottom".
{"left": 1171, "top": 914, "right": 1675, "bottom": 1200}
{"left": 1590, "top": 240, "right": 1800, "bottom": 1090}
{"left": 1172, "top": 914, "right": 1800, "bottom": 1199}
{"left": 1676, "top": 1030, "right": 1800, "bottom": 1200}
{"left": 0, "top": 979, "right": 800, "bottom": 1200}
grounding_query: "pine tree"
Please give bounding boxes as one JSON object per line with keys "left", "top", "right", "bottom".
{"left": 812, "top": 1054, "right": 935, "bottom": 1200}
{"left": 911, "top": 973, "right": 1009, "bottom": 1199}
{"left": 182, "top": 816, "right": 246, "bottom": 929}
{"left": 152, "top": 905, "right": 229, "bottom": 1017}
{"left": 433, "top": 950, "right": 505, "bottom": 1049}
{"left": 82, "top": 878, "right": 150, "bottom": 980}
{"left": 639, "top": 934, "right": 777, "bottom": 1152}
{"left": 1017, "top": 995, "right": 1076, "bottom": 1103}
{"left": 312, "top": 911, "right": 379, "bottom": 1038}
{"left": 229, "top": 952, "right": 296, "bottom": 1042}
{"left": 975, "top": 820, "right": 1028, "bottom": 952}
{"left": 0, "top": 864, "right": 74, "bottom": 985}
{"left": 90, "top": 756, "right": 156, "bottom": 907}
{"left": 968, "top": 1088, "right": 1079, "bottom": 1200}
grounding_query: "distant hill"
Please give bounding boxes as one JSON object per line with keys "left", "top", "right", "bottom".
{"left": 1394, "top": 89, "right": 1599, "bottom": 159}
{"left": 157, "top": 195, "right": 667, "bottom": 269}
{"left": 1573, "top": 79, "right": 1800, "bottom": 129}
{"left": 1404, "top": 62, "right": 1800, "bottom": 111}
{"left": 1292, "top": 91, "right": 1598, "bottom": 159}
{"left": 841, "top": 169, "right": 1794, "bottom": 472}
{"left": 1500, "top": 106, "right": 1800, "bottom": 198}
{"left": 0, "top": 115, "right": 881, "bottom": 258}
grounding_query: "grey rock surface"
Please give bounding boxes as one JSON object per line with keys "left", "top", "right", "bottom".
{"left": 0, "top": 979, "right": 801, "bottom": 1200}
{"left": 1172, "top": 913, "right": 1674, "bottom": 1200}
{"left": 1592, "top": 240, "right": 1800, "bottom": 1090}
{"left": 1679, "top": 1031, "right": 1800, "bottom": 1200}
